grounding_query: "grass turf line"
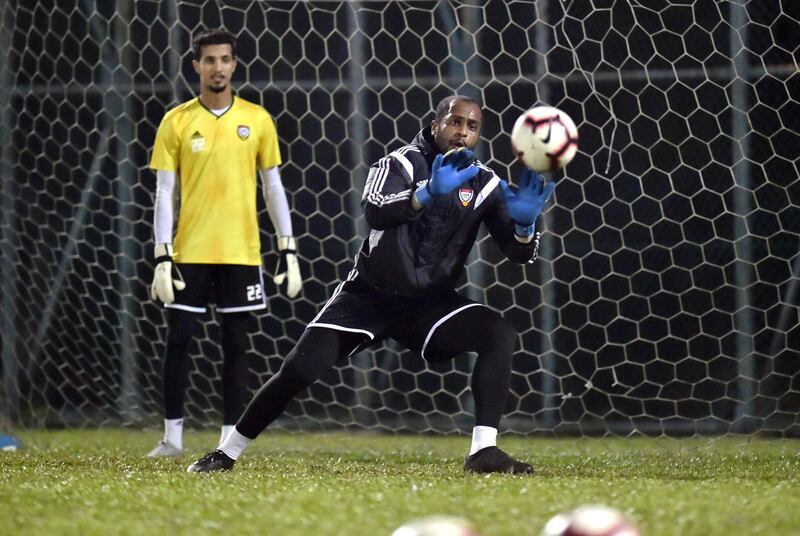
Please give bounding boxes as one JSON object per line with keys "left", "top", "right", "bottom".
{"left": 1, "top": 430, "right": 799, "bottom": 535}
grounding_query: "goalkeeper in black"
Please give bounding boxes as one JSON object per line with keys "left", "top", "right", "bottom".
{"left": 188, "top": 95, "right": 556, "bottom": 474}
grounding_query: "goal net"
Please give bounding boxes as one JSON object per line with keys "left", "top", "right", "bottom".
{"left": 1, "top": 0, "right": 798, "bottom": 437}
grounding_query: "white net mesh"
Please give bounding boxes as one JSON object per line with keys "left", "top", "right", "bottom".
{"left": 1, "top": 0, "right": 798, "bottom": 436}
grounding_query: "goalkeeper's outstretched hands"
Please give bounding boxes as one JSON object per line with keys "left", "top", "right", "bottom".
{"left": 498, "top": 168, "right": 556, "bottom": 234}
{"left": 273, "top": 236, "right": 302, "bottom": 298}
{"left": 415, "top": 147, "right": 480, "bottom": 206}
{"left": 150, "top": 243, "right": 186, "bottom": 304}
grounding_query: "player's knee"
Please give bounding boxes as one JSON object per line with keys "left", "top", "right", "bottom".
{"left": 165, "top": 332, "right": 194, "bottom": 361}
{"left": 273, "top": 328, "right": 350, "bottom": 390}
{"left": 276, "top": 353, "right": 323, "bottom": 390}
{"left": 221, "top": 313, "right": 249, "bottom": 355}
{"left": 165, "top": 311, "right": 197, "bottom": 355}
{"left": 481, "top": 315, "right": 517, "bottom": 354}
{"left": 222, "top": 337, "right": 248, "bottom": 360}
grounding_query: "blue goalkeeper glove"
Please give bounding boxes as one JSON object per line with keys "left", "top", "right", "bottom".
{"left": 415, "top": 147, "right": 480, "bottom": 206}
{"left": 498, "top": 169, "right": 556, "bottom": 236}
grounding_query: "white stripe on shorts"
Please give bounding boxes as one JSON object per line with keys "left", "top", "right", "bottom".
{"left": 420, "top": 303, "right": 486, "bottom": 360}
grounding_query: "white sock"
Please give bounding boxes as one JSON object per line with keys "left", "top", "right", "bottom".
{"left": 218, "top": 427, "right": 252, "bottom": 460}
{"left": 469, "top": 426, "right": 497, "bottom": 455}
{"left": 164, "top": 418, "right": 183, "bottom": 450}
{"left": 220, "top": 425, "right": 235, "bottom": 444}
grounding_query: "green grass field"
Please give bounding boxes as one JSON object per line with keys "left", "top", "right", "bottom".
{"left": 1, "top": 430, "right": 799, "bottom": 535}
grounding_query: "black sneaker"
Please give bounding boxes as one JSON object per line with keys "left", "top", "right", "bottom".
{"left": 186, "top": 450, "right": 235, "bottom": 473}
{"left": 464, "top": 446, "right": 533, "bottom": 474}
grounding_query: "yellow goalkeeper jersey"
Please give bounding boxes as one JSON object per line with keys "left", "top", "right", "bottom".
{"left": 149, "top": 96, "right": 282, "bottom": 265}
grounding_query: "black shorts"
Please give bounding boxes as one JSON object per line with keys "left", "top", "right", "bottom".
{"left": 308, "top": 275, "right": 487, "bottom": 360}
{"left": 165, "top": 264, "right": 267, "bottom": 314}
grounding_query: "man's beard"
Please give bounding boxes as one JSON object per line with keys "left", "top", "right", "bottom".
{"left": 208, "top": 83, "right": 227, "bottom": 94}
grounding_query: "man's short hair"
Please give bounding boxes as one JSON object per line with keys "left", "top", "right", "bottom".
{"left": 192, "top": 28, "right": 237, "bottom": 60}
{"left": 434, "top": 95, "right": 481, "bottom": 123}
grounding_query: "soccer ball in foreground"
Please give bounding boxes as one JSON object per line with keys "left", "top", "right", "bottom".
{"left": 391, "top": 515, "right": 481, "bottom": 536}
{"left": 510, "top": 105, "right": 578, "bottom": 172}
{"left": 541, "top": 505, "right": 640, "bottom": 536}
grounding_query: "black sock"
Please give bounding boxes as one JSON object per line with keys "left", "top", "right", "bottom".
{"left": 163, "top": 308, "right": 198, "bottom": 419}
{"left": 221, "top": 312, "right": 250, "bottom": 424}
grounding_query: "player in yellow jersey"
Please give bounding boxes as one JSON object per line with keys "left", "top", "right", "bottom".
{"left": 146, "top": 28, "right": 302, "bottom": 457}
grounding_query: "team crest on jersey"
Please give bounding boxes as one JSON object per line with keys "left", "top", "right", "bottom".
{"left": 458, "top": 187, "right": 474, "bottom": 207}
{"left": 237, "top": 125, "right": 251, "bottom": 140}
{"left": 191, "top": 131, "right": 205, "bottom": 152}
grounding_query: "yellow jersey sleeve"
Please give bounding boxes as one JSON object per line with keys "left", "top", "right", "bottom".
{"left": 257, "top": 113, "right": 282, "bottom": 170}
{"left": 149, "top": 111, "right": 180, "bottom": 171}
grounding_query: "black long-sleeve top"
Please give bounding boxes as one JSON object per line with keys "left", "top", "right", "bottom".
{"left": 353, "top": 128, "right": 540, "bottom": 299}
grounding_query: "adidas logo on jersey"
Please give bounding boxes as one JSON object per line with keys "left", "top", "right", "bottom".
{"left": 191, "top": 131, "right": 205, "bottom": 152}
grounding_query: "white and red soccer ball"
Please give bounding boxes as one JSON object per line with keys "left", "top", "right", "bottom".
{"left": 541, "top": 505, "right": 640, "bottom": 536}
{"left": 391, "top": 515, "right": 482, "bottom": 536}
{"left": 511, "top": 105, "right": 578, "bottom": 172}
